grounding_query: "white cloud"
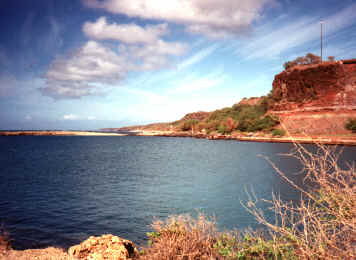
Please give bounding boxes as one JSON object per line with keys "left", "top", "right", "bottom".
{"left": 63, "top": 114, "right": 78, "bottom": 120}
{"left": 41, "top": 41, "right": 130, "bottom": 99}
{"left": 83, "top": 17, "right": 169, "bottom": 44}
{"left": 42, "top": 19, "right": 187, "bottom": 99}
{"left": 25, "top": 115, "right": 32, "bottom": 121}
{"left": 83, "top": 0, "right": 276, "bottom": 38}
{"left": 129, "top": 39, "right": 187, "bottom": 71}
{"left": 62, "top": 114, "right": 98, "bottom": 121}
{"left": 47, "top": 41, "right": 129, "bottom": 82}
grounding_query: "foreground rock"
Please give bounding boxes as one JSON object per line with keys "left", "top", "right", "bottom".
{"left": 68, "top": 234, "right": 138, "bottom": 260}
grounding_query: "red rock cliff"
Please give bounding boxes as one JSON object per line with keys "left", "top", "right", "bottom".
{"left": 271, "top": 61, "right": 356, "bottom": 112}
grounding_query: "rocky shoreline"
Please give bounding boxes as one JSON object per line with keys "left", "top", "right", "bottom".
{"left": 132, "top": 130, "right": 356, "bottom": 146}
{"left": 1, "top": 130, "right": 356, "bottom": 145}
{"left": 1, "top": 234, "right": 138, "bottom": 260}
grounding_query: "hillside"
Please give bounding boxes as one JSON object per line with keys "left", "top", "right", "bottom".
{"left": 113, "top": 58, "right": 356, "bottom": 139}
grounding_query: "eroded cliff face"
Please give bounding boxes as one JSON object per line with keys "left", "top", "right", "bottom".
{"left": 271, "top": 61, "right": 356, "bottom": 112}
{"left": 270, "top": 60, "right": 356, "bottom": 135}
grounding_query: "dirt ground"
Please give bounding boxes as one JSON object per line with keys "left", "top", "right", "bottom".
{"left": 1, "top": 247, "right": 72, "bottom": 260}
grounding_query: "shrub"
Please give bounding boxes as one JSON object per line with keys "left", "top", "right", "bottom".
{"left": 217, "top": 118, "right": 237, "bottom": 135}
{"left": 246, "top": 144, "right": 356, "bottom": 259}
{"left": 204, "top": 120, "right": 220, "bottom": 134}
{"left": 0, "top": 226, "right": 11, "bottom": 251}
{"left": 284, "top": 53, "right": 321, "bottom": 70}
{"left": 345, "top": 118, "right": 356, "bottom": 133}
{"left": 181, "top": 119, "right": 199, "bottom": 131}
{"left": 271, "top": 128, "right": 286, "bottom": 137}
{"left": 328, "top": 56, "right": 335, "bottom": 62}
{"left": 140, "top": 214, "right": 218, "bottom": 259}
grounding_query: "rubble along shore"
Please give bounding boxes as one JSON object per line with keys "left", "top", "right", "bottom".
{"left": 132, "top": 130, "right": 356, "bottom": 146}
{"left": 1, "top": 130, "right": 356, "bottom": 145}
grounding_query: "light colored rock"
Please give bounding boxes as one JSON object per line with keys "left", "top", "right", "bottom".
{"left": 68, "top": 234, "right": 138, "bottom": 260}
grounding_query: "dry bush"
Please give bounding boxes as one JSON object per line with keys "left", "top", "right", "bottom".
{"left": 0, "top": 225, "right": 11, "bottom": 252}
{"left": 246, "top": 144, "right": 356, "bottom": 259}
{"left": 139, "top": 214, "right": 220, "bottom": 260}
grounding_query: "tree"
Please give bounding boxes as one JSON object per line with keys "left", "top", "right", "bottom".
{"left": 305, "top": 53, "right": 321, "bottom": 64}
{"left": 225, "top": 118, "right": 237, "bottom": 133}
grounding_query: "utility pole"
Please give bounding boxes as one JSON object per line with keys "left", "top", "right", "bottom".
{"left": 320, "top": 20, "right": 324, "bottom": 63}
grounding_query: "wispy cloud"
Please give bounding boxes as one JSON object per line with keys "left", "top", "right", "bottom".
{"left": 169, "top": 69, "right": 227, "bottom": 94}
{"left": 177, "top": 44, "right": 218, "bottom": 70}
{"left": 235, "top": 3, "right": 356, "bottom": 60}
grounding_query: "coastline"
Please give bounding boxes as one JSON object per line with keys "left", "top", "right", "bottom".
{"left": 1, "top": 130, "right": 356, "bottom": 145}
{"left": 133, "top": 130, "right": 356, "bottom": 146}
{"left": 0, "top": 131, "right": 127, "bottom": 136}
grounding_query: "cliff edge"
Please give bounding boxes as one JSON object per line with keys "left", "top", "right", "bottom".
{"left": 269, "top": 60, "right": 356, "bottom": 135}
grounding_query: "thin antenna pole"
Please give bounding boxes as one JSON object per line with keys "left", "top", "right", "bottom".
{"left": 320, "top": 21, "right": 323, "bottom": 63}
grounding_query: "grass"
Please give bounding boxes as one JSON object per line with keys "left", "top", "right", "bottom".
{"left": 138, "top": 144, "right": 356, "bottom": 259}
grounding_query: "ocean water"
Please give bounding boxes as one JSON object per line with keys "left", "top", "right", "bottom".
{"left": 0, "top": 136, "right": 355, "bottom": 249}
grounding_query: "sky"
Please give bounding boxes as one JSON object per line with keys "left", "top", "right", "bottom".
{"left": 1, "top": 0, "right": 356, "bottom": 130}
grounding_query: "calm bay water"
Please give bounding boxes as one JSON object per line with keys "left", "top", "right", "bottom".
{"left": 0, "top": 136, "right": 355, "bottom": 249}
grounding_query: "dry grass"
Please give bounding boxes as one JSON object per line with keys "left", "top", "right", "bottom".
{"left": 0, "top": 225, "right": 11, "bottom": 252}
{"left": 245, "top": 144, "right": 356, "bottom": 259}
{"left": 139, "top": 214, "right": 220, "bottom": 259}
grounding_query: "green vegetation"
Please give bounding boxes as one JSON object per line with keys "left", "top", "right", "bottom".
{"left": 179, "top": 100, "right": 280, "bottom": 135}
{"left": 345, "top": 118, "right": 356, "bottom": 133}
{"left": 181, "top": 119, "right": 199, "bottom": 131}
{"left": 138, "top": 145, "right": 356, "bottom": 259}
{"left": 271, "top": 129, "right": 286, "bottom": 137}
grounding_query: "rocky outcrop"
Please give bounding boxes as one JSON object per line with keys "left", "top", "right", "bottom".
{"left": 68, "top": 234, "right": 138, "bottom": 260}
{"left": 271, "top": 61, "right": 356, "bottom": 111}
{"left": 180, "top": 111, "right": 210, "bottom": 121}
{"left": 238, "top": 97, "right": 262, "bottom": 106}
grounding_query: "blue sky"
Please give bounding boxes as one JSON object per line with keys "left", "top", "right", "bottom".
{"left": 1, "top": 0, "right": 356, "bottom": 130}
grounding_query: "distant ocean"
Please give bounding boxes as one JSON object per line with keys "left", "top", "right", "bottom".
{"left": 0, "top": 136, "right": 355, "bottom": 249}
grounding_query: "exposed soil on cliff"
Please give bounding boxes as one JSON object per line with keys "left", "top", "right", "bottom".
{"left": 274, "top": 110, "right": 355, "bottom": 135}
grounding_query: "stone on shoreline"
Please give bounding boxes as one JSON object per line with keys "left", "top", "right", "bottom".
{"left": 68, "top": 234, "right": 138, "bottom": 260}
